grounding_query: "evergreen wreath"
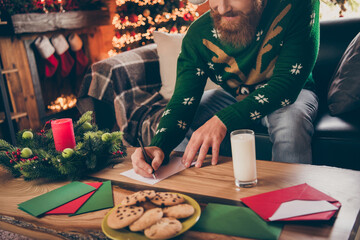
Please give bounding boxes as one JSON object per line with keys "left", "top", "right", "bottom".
{"left": 0, "top": 111, "right": 126, "bottom": 181}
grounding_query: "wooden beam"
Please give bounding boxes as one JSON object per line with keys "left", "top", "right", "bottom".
{"left": 0, "top": 112, "right": 28, "bottom": 124}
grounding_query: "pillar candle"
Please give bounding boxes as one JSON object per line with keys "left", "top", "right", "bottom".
{"left": 51, "top": 118, "right": 76, "bottom": 152}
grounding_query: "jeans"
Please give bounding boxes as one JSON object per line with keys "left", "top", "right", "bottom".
{"left": 174, "top": 88, "right": 319, "bottom": 164}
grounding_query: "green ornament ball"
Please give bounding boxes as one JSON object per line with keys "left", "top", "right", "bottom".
{"left": 62, "top": 148, "right": 75, "bottom": 158}
{"left": 20, "top": 148, "right": 33, "bottom": 158}
{"left": 101, "top": 133, "right": 112, "bottom": 142}
{"left": 82, "top": 122, "right": 92, "bottom": 131}
{"left": 22, "top": 131, "right": 33, "bottom": 140}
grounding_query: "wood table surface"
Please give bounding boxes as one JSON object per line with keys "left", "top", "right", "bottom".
{"left": 0, "top": 147, "right": 359, "bottom": 240}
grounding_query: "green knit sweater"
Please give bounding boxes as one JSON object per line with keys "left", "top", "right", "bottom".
{"left": 150, "top": 0, "right": 320, "bottom": 158}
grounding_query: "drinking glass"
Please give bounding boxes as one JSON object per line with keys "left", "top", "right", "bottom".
{"left": 230, "top": 129, "right": 257, "bottom": 188}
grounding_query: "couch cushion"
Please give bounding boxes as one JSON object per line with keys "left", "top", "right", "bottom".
{"left": 327, "top": 32, "right": 360, "bottom": 115}
{"left": 153, "top": 31, "right": 219, "bottom": 100}
{"left": 312, "top": 18, "right": 360, "bottom": 110}
{"left": 153, "top": 31, "right": 184, "bottom": 100}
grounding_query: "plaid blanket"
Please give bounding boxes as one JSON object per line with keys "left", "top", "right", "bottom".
{"left": 77, "top": 44, "right": 168, "bottom": 146}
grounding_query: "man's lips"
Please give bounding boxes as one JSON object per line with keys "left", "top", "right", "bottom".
{"left": 222, "top": 15, "right": 242, "bottom": 21}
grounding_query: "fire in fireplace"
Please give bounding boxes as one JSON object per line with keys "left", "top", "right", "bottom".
{"left": 47, "top": 94, "right": 77, "bottom": 113}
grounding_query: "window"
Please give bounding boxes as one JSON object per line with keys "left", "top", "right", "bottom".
{"left": 320, "top": 0, "right": 360, "bottom": 20}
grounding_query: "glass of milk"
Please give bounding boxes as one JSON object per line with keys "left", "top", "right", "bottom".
{"left": 230, "top": 129, "right": 257, "bottom": 188}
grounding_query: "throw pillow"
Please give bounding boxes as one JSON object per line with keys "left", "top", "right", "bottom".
{"left": 153, "top": 31, "right": 218, "bottom": 100}
{"left": 328, "top": 32, "right": 360, "bottom": 115}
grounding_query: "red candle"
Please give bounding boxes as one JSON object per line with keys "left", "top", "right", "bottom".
{"left": 51, "top": 118, "right": 76, "bottom": 152}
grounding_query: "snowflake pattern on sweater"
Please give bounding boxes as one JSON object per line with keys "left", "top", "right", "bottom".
{"left": 150, "top": 0, "right": 320, "bottom": 157}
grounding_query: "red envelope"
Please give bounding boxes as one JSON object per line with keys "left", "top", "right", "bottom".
{"left": 241, "top": 183, "right": 341, "bottom": 221}
{"left": 45, "top": 182, "right": 102, "bottom": 215}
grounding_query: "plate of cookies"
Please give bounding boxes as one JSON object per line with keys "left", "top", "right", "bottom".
{"left": 102, "top": 190, "right": 201, "bottom": 240}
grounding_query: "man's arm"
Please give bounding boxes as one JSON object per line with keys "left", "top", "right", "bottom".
{"left": 149, "top": 31, "right": 209, "bottom": 160}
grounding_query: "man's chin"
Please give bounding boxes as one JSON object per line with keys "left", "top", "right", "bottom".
{"left": 219, "top": 21, "right": 241, "bottom": 32}
{"left": 218, "top": 30, "right": 255, "bottom": 48}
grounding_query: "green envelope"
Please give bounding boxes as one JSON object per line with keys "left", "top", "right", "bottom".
{"left": 18, "top": 181, "right": 96, "bottom": 217}
{"left": 192, "top": 203, "right": 283, "bottom": 240}
{"left": 71, "top": 180, "right": 113, "bottom": 216}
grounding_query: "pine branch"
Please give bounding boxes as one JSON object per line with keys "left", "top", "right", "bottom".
{"left": 15, "top": 160, "right": 64, "bottom": 181}
{"left": 0, "top": 152, "right": 21, "bottom": 177}
{"left": 52, "top": 153, "right": 87, "bottom": 178}
{"left": 0, "top": 139, "right": 14, "bottom": 151}
{"left": 76, "top": 111, "right": 93, "bottom": 126}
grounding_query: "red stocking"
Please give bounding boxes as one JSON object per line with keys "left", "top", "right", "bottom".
{"left": 68, "top": 33, "right": 89, "bottom": 75}
{"left": 51, "top": 34, "right": 75, "bottom": 78}
{"left": 34, "top": 36, "right": 59, "bottom": 78}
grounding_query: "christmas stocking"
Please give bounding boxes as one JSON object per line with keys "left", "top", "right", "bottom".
{"left": 34, "top": 36, "right": 59, "bottom": 78}
{"left": 68, "top": 33, "right": 89, "bottom": 76}
{"left": 51, "top": 34, "right": 75, "bottom": 77}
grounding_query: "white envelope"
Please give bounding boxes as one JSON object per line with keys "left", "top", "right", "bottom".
{"left": 268, "top": 200, "right": 339, "bottom": 221}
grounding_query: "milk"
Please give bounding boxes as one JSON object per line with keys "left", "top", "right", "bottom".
{"left": 230, "top": 130, "right": 257, "bottom": 187}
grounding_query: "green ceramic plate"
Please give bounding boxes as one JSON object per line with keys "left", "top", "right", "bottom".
{"left": 101, "top": 193, "right": 201, "bottom": 240}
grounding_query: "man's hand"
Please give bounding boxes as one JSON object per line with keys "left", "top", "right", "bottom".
{"left": 182, "top": 116, "right": 227, "bottom": 168}
{"left": 131, "top": 146, "right": 164, "bottom": 177}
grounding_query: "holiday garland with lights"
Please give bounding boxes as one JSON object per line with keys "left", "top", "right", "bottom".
{"left": 109, "top": 0, "right": 199, "bottom": 55}
{"left": 0, "top": 111, "right": 126, "bottom": 181}
{"left": 0, "top": 0, "right": 106, "bottom": 15}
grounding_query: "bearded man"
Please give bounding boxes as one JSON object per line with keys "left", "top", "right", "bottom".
{"left": 131, "top": 0, "right": 320, "bottom": 177}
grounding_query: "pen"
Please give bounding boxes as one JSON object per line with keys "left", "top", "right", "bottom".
{"left": 137, "top": 137, "right": 156, "bottom": 179}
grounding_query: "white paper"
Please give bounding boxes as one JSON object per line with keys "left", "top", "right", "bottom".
{"left": 268, "top": 200, "right": 339, "bottom": 221}
{"left": 121, "top": 156, "right": 194, "bottom": 185}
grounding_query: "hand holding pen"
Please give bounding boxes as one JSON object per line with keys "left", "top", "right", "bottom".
{"left": 137, "top": 137, "right": 156, "bottom": 179}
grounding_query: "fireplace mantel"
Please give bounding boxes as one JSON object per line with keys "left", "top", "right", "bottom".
{"left": 11, "top": 10, "right": 110, "bottom": 34}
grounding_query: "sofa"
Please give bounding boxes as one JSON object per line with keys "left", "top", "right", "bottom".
{"left": 77, "top": 17, "right": 360, "bottom": 171}
{"left": 255, "top": 17, "right": 360, "bottom": 170}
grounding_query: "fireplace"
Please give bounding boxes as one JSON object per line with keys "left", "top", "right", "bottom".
{"left": 23, "top": 37, "right": 85, "bottom": 122}
{"left": 0, "top": 9, "right": 113, "bottom": 145}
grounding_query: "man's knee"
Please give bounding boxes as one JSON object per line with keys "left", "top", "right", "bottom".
{"left": 266, "top": 91, "right": 318, "bottom": 164}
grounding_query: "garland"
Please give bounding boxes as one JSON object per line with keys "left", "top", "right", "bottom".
{"left": 0, "top": 0, "right": 107, "bottom": 16}
{"left": 0, "top": 111, "right": 126, "bottom": 181}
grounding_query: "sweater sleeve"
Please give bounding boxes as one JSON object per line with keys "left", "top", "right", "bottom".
{"left": 150, "top": 32, "right": 208, "bottom": 157}
{"left": 216, "top": 0, "right": 320, "bottom": 132}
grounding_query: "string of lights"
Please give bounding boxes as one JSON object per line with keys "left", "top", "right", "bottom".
{"left": 109, "top": 0, "right": 199, "bottom": 55}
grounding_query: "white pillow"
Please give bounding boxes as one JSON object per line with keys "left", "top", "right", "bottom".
{"left": 153, "top": 31, "right": 218, "bottom": 100}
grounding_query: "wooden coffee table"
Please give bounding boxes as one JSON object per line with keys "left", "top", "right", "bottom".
{"left": 0, "top": 147, "right": 359, "bottom": 239}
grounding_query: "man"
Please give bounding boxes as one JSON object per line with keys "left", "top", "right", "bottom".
{"left": 132, "top": 0, "right": 320, "bottom": 177}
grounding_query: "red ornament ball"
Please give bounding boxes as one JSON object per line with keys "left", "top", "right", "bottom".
{"left": 115, "top": 32, "right": 121, "bottom": 38}
{"left": 120, "top": 16, "right": 126, "bottom": 23}
{"left": 170, "top": 26, "right": 178, "bottom": 33}
{"left": 129, "top": 14, "right": 139, "bottom": 23}
{"left": 183, "top": 13, "right": 194, "bottom": 21}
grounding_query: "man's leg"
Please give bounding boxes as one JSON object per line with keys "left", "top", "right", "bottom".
{"left": 261, "top": 89, "right": 318, "bottom": 164}
{"left": 174, "top": 88, "right": 237, "bottom": 155}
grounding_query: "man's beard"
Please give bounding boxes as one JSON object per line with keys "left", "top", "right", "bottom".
{"left": 211, "top": 1, "right": 263, "bottom": 48}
